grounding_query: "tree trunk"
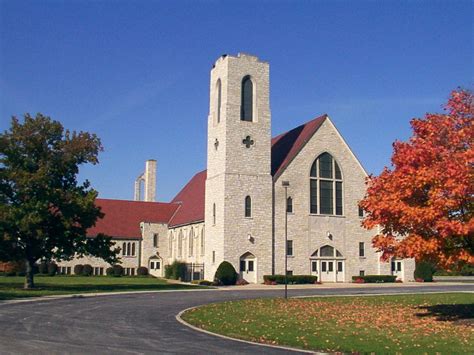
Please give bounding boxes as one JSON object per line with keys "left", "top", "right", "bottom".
{"left": 24, "top": 258, "right": 35, "bottom": 289}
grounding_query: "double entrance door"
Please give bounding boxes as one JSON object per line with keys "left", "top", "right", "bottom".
{"left": 311, "top": 259, "right": 345, "bottom": 282}
{"left": 240, "top": 255, "right": 256, "bottom": 283}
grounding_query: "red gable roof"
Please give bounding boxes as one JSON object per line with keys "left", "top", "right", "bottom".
{"left": 166, "top": 115, "right": 328, "bottom": 227}
{"left": 88, "top": 199, "right": 179, "bottom": 239}
{"left": 271, "top": 114, "right": 327, "bottom": 179}
{"left": 169, "top": 170, "right": 207, "bottom": 227}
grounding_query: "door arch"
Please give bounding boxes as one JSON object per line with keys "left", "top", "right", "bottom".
{"left": 310, "top": 245, "right": 345, "bottom": 282}
{"left": 239, "top": 252, "right": 257, "bottom": 283}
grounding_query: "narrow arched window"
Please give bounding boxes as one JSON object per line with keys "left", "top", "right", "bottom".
{"left": 241, "top": 76, "right": 253, "bottom": 121}
{"left": 245, "top": 196, "right": 252, "bottom": 217}
{"left": 127, "top": 242, "right": 131, "bottom": 256}
{"left": 213, "top": 203, "right": 216, "bottom": 225}
{"left": 287, "top": 197, "right": 293, "bottom": 213}
{"left": 131, "top": 242, "right": 135, "bottom": 256}
{"left": 216, "top": 79, "right": 222, "bottom": 123}
{"left": 153, "top": 234, "right": 158, "bottom": 248}
{"left": 310, "top": 153, "right": 343, "bottom": 215}
{"left": 178, "top": 230, "right": 183, "bottom": 257}
{"left": 201, "top": 228, "right": 205, "bottom": 256}
{"left": 122, "top": 242, "right": 126, "bottom": 256}
{"left": 169, "top": 232, "right": 173, "bottom": 258}
{"left": 189, "top": 228, "right": 194, "bottom": 256}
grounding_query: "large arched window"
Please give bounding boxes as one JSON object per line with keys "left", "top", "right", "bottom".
{"left": 216, "top": 79, "right": 222, "bottom": 123}
{"left": 245, "top": 196, "right": 252, "bottom": 217}
{"left": 310, "top": 153, "right": 343, "bottom": 215}
{"left": 241, "top": 76, "right": 253, "bottom": 121}
{"left": 169, "top": 231, "right": 173, "bottom": 258}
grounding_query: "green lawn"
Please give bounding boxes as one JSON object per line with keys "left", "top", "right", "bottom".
{"left": 0, "top": 275, "right": 206, "bottom": 300}
{"left": 182, "top": 293, "right": 474, "bottom": 353}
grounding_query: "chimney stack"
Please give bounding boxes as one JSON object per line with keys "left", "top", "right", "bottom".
{"left": 134, "top": 160, "right": 157, "bottom": 202}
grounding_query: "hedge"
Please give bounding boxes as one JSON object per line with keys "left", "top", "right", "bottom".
{"left": 74, "top": 264, "right": 84, "bottom": 275}
{"left": 352, "top": 275, "right": 396, "bottom": 283}
{"left": 111, "top": 264, "right": 124, "bottom": 277}
{"left": 82, "top": 264, "right": 93, "bottom": 276}
{"left": 263, "top": 275, "right": 318, "bottom": 284}
{"left": 165, "top": 261, "right": 186, "bottom": 280}
{"left": 414, "top": 261, "right": 436, "bottom": 282}
{"left": 106, "top": 267, "right": 114, "bottom": 276}
{"left": 214, "top": 261, "right": 238, "bottom": 285}
{"left": 137, "top": 266, "right": 148, "bottom": 276}
{"left": 38, "top": 263, "right": 49, "bottom": 275}
{"left": 47, "top": 262, "right": 58, "bottom": 276}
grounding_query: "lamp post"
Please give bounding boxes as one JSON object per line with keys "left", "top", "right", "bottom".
{"left": 282, "top": 180, "right": 290, "bottom": 299}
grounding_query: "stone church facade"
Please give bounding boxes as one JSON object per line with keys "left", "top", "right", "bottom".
{"left": 58, "top": 53, "right": 414, "bottom": 283}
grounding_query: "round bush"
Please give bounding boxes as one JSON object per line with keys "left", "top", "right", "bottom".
{"left": 82, "top": 264, "right": 93, "bottom": 276}
{"left": 137, "top": 266, "right": 148, "bottom": 276}
{"left": 73, "top": 264, "right": 84, "bottom": 275}
{"left": 38, "top": 263, "right": 48, "bottom": 275}
{"left": 214, "top": 261, "right": 238, "bottom": 286}
{"left": 106, "top": 267, "right": 114, "bottom": 276}
{"left": 112, "top": 264, "right": 123, "bottom": 277}
{"left": 414, "top": 261, "right": 435, "bottom": 282}
{"left": 47, "top": 262, "right": 58, "bottom": 276}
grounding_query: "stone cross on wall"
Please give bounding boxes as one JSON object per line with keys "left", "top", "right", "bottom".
{"left": 242, "top": 135, "right": 254, "bottom": 148}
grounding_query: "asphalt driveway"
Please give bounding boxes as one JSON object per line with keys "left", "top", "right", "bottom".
{"left": 0, "top": 284, "right": 472, "bottom": 354}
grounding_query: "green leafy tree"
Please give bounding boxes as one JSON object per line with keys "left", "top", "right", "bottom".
{"left": 0, "top": 114, "right": 119, "bottom": 289}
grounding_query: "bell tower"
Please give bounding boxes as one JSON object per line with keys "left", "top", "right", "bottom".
{"left": 204, "top": 53, "right": 273, "bottom": 282}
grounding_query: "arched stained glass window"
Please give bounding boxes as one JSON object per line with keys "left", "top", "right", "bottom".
{"left": 241, "top": 76, "right": 253, "bottom": 121}
{"left": 310, "top": 153, "right": 343, "bottom": 215}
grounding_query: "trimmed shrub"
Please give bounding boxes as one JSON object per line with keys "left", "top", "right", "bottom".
{"left": 47, "top": 262, "right": 58, "bottom": 276}
{"left": 137, "top": 266, "right": 148, "bottom": 276}
{"left": 16, "top": 271, "right": 26, "bottom": 277}
{"left": 82, "top": 264, "right": 93, "bottom": 276}
{"left": 106, "top": 267, "right": 114, "bottom": 276}
{"left": 263, "top": 275, "right": 318, "bottom": 284}
{"left": 5, "top": 271, "right": 16, "bottom": 276}
{"left": 351, "top": 275, "right": 396, "bottom": 283}
{"left": 38, "top": 263, "right": 49, "bottom": 275}
{"left": 164, "top": 261, "right": 186, "bottom": 280}
{"left": 74, "top": 264, "right": 84, "bottom": 275}
{"left": 214, "top": 261, "right": 238, "bottom": 286}
{"left": 112, "top": 264, "right": 123, "bottom": 277}
{"left": 191, "top": 280, "right": 212, "bottom": 286}
{"left": 414, "top": 261, "right": 436, "bottom": 282}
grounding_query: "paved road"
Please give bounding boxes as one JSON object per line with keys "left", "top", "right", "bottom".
{"left": 0, "top": 284, "right": 472, "bottom": 354}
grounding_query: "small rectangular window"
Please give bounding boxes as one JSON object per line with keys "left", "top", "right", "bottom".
{"left": 360, "top": 270, "right": 365, "bottom": 277}
{"left": 286, "top": 270, "right": 293, "bottom": 276}
{"left": 322, "top": 262, "right": 327, "bottom": 272}
{"left": 312, "top": 261, "right": 318, "bottom": 272}
{"left": 150, "top": 262, "right": 155, "bottom": 270}
{"left": 358, "top": 206, "right": 364, "bottom": 217}
{"left": 156, "top": 262, "right": 161, "bottom": 270}
{"left": 153, "top": 234, "right": 158, "bottom": 247}
{"left": 248, "top": 260, "right": 254, "bottom": 272}
{"left": 286, "top": 240, "right": 293, "bottom": 256}
{"left": 212, "top": 251, "right": 215, "bottom": 263}
{"left": 286, "top": 197, "right": 293, "bottom": 213}
{"left": 240, "top": 260, "right": 246, "bottom": 272}
{"left": 396, "top": 262, "right": 402, "bottom": 272}
{"left": 328, "top": 262, "right": 334, "bottom": 272}
{"left": 359, "top": 242, "right": 365, "bottom": 257}
{"left": 337, "top": 261, "right": 343, "bottom": 272}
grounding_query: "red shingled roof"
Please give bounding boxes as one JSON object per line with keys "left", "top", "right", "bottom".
{"left": 88, "top": 199, "right": 179, "bottom": 239}
{"left": 169, "top": 170, "right": 207, "bottom": 227}
{"left": 165, "top": 115, "right": 327, "bottom": 227}
{"left": 271, "top": 114, "right": 327, "bottom": 179}
{"left": 91, "top": 115, "right": 328, "bottom": 231}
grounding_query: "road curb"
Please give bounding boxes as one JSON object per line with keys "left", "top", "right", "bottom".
{"left": 176, "top": 305, "right": 320, "bottom": 354}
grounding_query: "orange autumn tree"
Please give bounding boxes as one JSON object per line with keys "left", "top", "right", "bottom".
{"left": 360, "top": 89, "right": 473, "bottom": 269}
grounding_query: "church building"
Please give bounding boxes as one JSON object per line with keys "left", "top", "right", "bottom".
{"left": 57, "top": 53, "right": 415, "bottom": 283}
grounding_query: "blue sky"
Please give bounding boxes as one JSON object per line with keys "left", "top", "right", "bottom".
{"left": 1, "top": 0, "right": 472, "bottom": 201}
